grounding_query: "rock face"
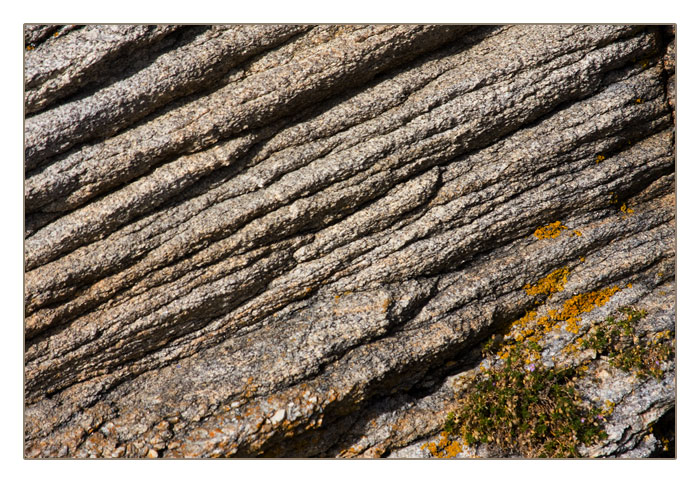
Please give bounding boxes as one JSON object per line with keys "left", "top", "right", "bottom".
{"left": 24, "top": 25, "right": 676, "bottom": 458}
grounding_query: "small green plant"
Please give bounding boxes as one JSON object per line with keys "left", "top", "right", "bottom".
{"left": 448, "top": 340, "right": 607, "bottom": 458}
{"left": 445, "top": 306, "right": 674, "bottom": 458}
{"left": 580, "top": 308, "right": 640, "bottom": 353}
{"left": 444, "top": 411, "right": 457, "bottom": 434}
{"left": 579, "top": 307, "right": 674, "bottom": 380}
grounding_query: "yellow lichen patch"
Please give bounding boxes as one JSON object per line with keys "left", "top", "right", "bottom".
{"left": 441, "top": 439, "right": 463, "bottom": 458}
{"left": 508, "top": 285, "right": 622, "bottom": 354}
{"left": 533, "top": 221, "right": 568, "bottom": 239}
{"left": 565, "top": 318, "right": 581, "bottom": 334}
{"left": 636, "top": 98, "right": 643, "bottom": 104}
{"left": 421, "top": 432, "right": 463, "bottom": 458}
{"left": 620, "top": 203, "right": 634, "bottom": 215}
{"left": 596, "top": 155, "right": 606, "bottom": 164}
{"left": 523, "top": 267, "right": 570, "bottom": 297}
{"left": 511, "top": 310, "right": 538, "bottom": 330}
{"left": 488, "top": 270, "right": 623, "bottom": 370}
{"left": 549, "top": 286, "right": 621, "bottom": 333}
{"left": 579, "top": 256, "right": 586, "bottom": 262}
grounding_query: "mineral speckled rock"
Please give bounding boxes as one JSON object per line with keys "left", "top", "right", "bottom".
{"left": 24, "top": 24, "right": 676, "bottom": 458}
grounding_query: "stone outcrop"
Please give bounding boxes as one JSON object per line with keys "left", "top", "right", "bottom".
{"left": 24, "top": 24, "right": 676, "bottom": 458}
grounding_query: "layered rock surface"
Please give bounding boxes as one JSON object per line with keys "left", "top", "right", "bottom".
{"left": 24, "top": 24, "right": 676, "bottom": 458}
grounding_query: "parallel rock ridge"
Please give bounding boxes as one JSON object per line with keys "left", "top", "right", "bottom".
{"left": 24, "top": 24, "right": 676, "bottom": 458}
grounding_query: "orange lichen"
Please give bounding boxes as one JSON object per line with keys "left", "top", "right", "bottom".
{"left": 510, "top": 310, "right": 538, "bottom": 332}
{"left": 495, "top": 267, "right": 591, "bottom": 356}
{"left": 636, "top": 98, "right": 643, "bottom": 104}
{"left": 505, "top": 285, "right": 622, "bottom": 356}
{"left": 549, "top": 286, "right": 622, "bottom": 334}
{"left": 596, "top": 155, "right": 606, "bottom": 164}
{"left": 620, "top": 203, "right": 634, "bottom": 215}
{"left": 422, "top": 432, "right": 463, "bottom": 458}
{"left": 523, "top": 267, "right": 569, "bottom": 297}
{"left": 533, "top": 221, "right": 568, "bottom": 239}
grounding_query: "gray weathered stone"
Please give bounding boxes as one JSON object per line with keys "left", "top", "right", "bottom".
{"left": 24, "top": 24, "right": 675, "bottom": 458}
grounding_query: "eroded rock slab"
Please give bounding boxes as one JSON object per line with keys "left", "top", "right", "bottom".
{"left": 24, "top": 24, "right": 676, "bottom": 458}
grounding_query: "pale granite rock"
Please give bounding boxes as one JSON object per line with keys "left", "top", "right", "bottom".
{"left": 24, "top": 24, "right": 675, "bottom": 458}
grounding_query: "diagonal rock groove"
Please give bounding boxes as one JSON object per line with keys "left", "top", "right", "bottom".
{"left": 24, "top": 24, "right": 675, "bottom": 458}
{"left": 25, "top": 26, "right": 191, "bottom": 116}
{"left": 24, "top": 25, "right": 316, "bottom": 170}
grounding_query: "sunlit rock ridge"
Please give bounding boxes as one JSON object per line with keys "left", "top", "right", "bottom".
{"left": 24, "top": 24, "right": 675, "bottom": 458}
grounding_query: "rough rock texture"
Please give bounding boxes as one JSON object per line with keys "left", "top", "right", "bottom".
{"left": 24, "top": 24, "right": 676, "bottom": 458}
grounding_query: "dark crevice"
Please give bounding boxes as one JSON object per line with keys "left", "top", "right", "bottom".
{"left": 26, "top": 27, "right": 317, "bottom": 175}
{"left": 23, "top": 107, "right": 674, "bottom": 348}
{"left": 649, "top": 406, "right": 675, "bottom": 458}
{"left": 24, "top": 26, "right": 661, "bottom": 252}
{"left": 24, "top": 25, "right": 62, "bottom": 48}
{"left": 24, "top": 25, "right": 198, "bottom": 124}
{"left": 24, "top": 25, "right": 475, "bottom": 214}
